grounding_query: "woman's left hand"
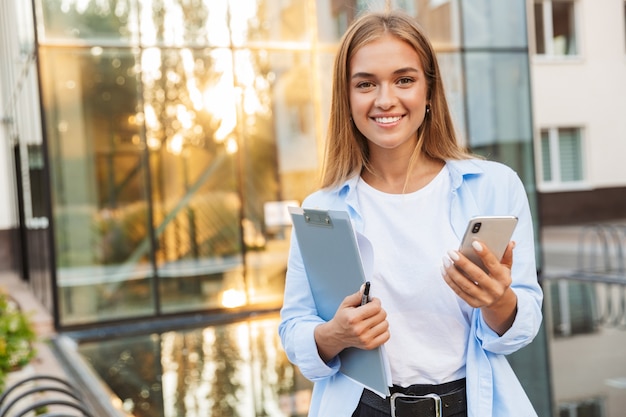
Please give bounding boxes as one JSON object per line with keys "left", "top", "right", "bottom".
{"left": 441, "top": 241, "right": 518, "bottom": 335}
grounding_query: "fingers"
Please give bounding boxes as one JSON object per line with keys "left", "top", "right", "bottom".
{"left": 333, "top": 290, "right": 389, "bottom": 350}
{"left": 441, "top": 256, "right": 482, "bottom": 307}
{"left": 500, "top": 241, "right": 515, "bottom": 269}
{"left": 341, "top": 289, "right": 365, "bottom": 309}
{"left": 442, "top": 241, "right": 514, "bottom": 308}
{"left": 348, "top": 298, "right": 390, "bottom": 349}
{"left": 471, "top": 240, "right": 510, "bottom": 274}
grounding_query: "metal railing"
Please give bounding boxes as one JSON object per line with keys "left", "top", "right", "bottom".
{"left": 577, "top": 224, "right": 626, "bottom": 277}
{"left": 0, "top": 375, "right": 95, "bottom": 417}
{"left": 547, "top": 224, "right": 626, "bottom": 335}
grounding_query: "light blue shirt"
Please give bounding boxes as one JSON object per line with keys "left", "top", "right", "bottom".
{"left": 279, "top": 159, "right": 543, "bottom": 417}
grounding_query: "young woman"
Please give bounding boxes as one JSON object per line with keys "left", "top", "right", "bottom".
{"left": 279, "top": 10, "right": 543, "bottom": 417}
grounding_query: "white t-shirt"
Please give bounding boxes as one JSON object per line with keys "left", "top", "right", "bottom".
{"left": 356, "top": 165, "right": 472, "bottom": 386}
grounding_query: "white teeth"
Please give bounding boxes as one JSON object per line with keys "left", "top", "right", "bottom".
{"left": 375, "top": 116, "right": 401, "bottom": 124}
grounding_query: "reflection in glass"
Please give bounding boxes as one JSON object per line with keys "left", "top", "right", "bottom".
{"left": 463, "top": 52, "right": 533, "bottom": 181}
{"left": 239, "top": 50, "right": 319, "bottom": 307}
{"left": 35, "top": 0, "right": 326, "bottom": 323}
{"left": 434, "top": 52, "right": 466, "bottom": 146}
{"left": 37, "top": 0, "right": 314, "bottom": 47}
{"left": 38, "top": 0, "right": 136, "bottom": 42}
{"left": 461, "top": 0, "right": 528, "bottom": 48}
{"left": 227, "top": 0, "right": 311, "bottom": 46}
{"left": 140, "top": 46, "right": 244, "bottom": 313}
{"left": 39, "top": 46, "right": 155, "bottom": 324}
{"left": 415, "top": 0, "right": 460, "bottom": 49}
{"left": 78, "top": 315, "right": 312, "bottom": 417}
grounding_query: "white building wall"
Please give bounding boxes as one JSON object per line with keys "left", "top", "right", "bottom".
{"left": 0, "top": 0, "right": 19, "bottom": 231}
{"left": 530, "top": 0, "right": 626, "bottom": 190}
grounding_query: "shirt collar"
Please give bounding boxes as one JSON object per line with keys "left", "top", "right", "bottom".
{"left": 333, "top": 159, "right": 484, "bottom": 231}
{"left": 338, "top": 159, "right": 484, "bottom": 193}
{"left": 446, "top": 159, "right": 484, "bottom": 189}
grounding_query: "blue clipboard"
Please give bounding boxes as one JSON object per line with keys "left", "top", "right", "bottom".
{"left": 288, "top": 206, "right": 391, "bottom": 397}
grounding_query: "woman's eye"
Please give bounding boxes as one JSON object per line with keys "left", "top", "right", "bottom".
{"left": 397, "top": 77, "right": 414, "bottom": 86}
{"left": 356, "top": 81, "right": 374, "bottom": 89}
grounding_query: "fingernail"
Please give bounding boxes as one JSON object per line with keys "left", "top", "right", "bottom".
{"left": 440, "top": 265, "right": 447, "bottom": 277}
{"left": 442, "top": 256, "right": 452, "bottom": 268}
{"left": 472, "top": 241, "right": 483, "bottom": 252}
{"left": 447, "top": 250, "right": 460, "bottom": 261}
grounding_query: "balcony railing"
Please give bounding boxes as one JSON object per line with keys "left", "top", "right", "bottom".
{"left": 546, "top": 224, "right": 626, "bottom": 335}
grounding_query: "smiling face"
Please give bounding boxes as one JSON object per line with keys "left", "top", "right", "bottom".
{"left": 349, "top": 34, "right": 429, "bottom": 157}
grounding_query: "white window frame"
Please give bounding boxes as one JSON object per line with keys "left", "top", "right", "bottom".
{"left": 536, "top": 126, "right": 589, "bottom": 192}
{"left": 532, "top": 0, "right": 581, "bottom": 59}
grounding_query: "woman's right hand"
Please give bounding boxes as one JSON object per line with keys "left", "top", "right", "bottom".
{"left": 314, "top": 289, "right": 390, "bottom": 363}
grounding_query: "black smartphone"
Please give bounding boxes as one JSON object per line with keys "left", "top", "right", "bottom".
{"left": 458, "top": 215, "right": 518, "bottom": 272}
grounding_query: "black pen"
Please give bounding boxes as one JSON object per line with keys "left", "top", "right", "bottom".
{"left": 361, "top": 281, "right": 371, "bottom": 306}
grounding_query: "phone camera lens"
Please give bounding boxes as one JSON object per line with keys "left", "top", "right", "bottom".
{"left": 472, "top": 223, "right": 482, "bottom": 233}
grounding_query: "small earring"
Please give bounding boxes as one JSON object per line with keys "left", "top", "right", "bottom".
{"left": 425, "top": 104, "right": 430, "bottom": 115}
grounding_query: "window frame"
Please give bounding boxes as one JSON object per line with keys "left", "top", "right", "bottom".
{"left": 532, "top": 0, "right": 581, "bottom": 60}
{"left": 536, "top": 126, "right": 589, "bottom": 192}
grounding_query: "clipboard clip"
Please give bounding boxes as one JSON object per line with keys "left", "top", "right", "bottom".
{"left": 303, "top": 209, "right": 334, "bottom": 228}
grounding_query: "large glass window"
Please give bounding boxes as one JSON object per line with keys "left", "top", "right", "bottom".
{"left": 36, "top": 0, "right": 325, "bottom": 326}
{"left": 415, "top": 1, "right": 460, "bottom": 49}
{"left": 533, "top": 0, "right": 578, "bottom": 56}
{"left": 463, "top": 52, "right": 535, "bottom": 186}
{"left": 462, "top": 0, "right": 528, "bottom": 48}
{"left": 39, "top": 46, "right": 156, "bottom": 323}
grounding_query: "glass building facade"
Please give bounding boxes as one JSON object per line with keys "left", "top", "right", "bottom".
{"left": 29, "top": 0, "right": 539, "bottom": 327}
{"left": 2, "top": 0, "right": 551, "bottom": 415}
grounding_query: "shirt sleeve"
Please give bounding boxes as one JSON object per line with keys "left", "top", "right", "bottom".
{"left": 474, "top": 169, "right": 544, "bottom": 354}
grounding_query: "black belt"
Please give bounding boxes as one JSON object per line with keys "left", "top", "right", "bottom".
{"left": 360, "top": 378, "right": 466, "bottom": 417}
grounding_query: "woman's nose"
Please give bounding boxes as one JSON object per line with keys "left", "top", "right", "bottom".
{"left": 375, "top": 84, "right": 396, "bottom": 109}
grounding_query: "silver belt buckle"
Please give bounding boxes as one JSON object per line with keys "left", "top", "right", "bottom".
{"left": 390, "top": 392, "right": 442, "bottom": 417}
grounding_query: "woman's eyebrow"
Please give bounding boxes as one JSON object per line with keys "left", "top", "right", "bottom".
{"left": 392, "top": 67, "right": 421, "bottom": 75}
{"left": 350, "top": 67, "right": 421, "bottom": 79}
{"left": 351, "top": 71, "right": 374, "bottom": 79}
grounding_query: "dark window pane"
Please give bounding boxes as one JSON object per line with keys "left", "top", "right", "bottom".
{"left": 27, "top": 144, "right": 47, "bottom": 218}
{"left": 558, "top": 128, "right": 582, "bottom": 182}
{"left": 534, "top": 2, "right": 546, "bottom": 54}
{"left": 541, "top": 130, "right": 552, "bottom": 182}
{"left": 552, "top": 1, "right": 577, "bottom": 55}
{"left": 576, "top": 399, "right": 602, "bottom": 417}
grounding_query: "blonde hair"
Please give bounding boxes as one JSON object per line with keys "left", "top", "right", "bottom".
{"left": 320, "top": 10, "right": 472, "bottom": 189}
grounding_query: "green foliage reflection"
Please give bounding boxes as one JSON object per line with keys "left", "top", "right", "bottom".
{"left": 78, "top": 316, "right": 312, "bottom": 417}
